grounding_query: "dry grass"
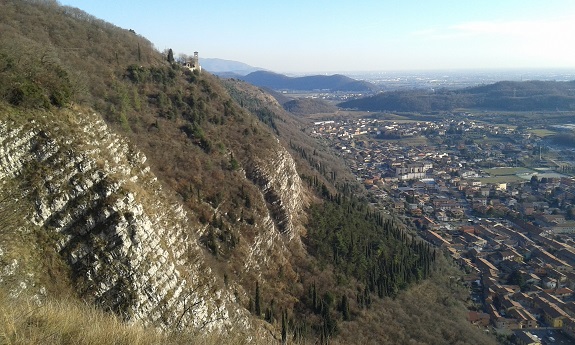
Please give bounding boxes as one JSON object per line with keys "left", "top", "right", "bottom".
{"left": 1, "top": 293, "right": 152, "bottom": 345}
{"left": 0, "top": 291, "right": 271, "bottom": 345}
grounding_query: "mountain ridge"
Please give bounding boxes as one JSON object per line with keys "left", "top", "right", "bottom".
{"left": 339, "top": 79, "right": 575, "bottom": 112}
{"left": 201, "top": 57, "right": 266, "bottom": 75}
{"left": 238, "top": 70, "right": 379, "bottom": 92}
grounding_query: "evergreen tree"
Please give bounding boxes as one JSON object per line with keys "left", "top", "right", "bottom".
{"left": 312, "top": 282, "right": 318, "bottom": 311}
{"left": 281, "top": 310, "right": 287, "bottom": 345}
{"left": 340, "top": 295, "right": 350, "bottom": 321}
{"left": 321, "top": 301, "right": 337, "bottom": 342}
{"left": 255, "top": 280, "right": 261, "bottom": 316}
{"left": 265, "top": 299, "right": 275, "bottom": 323}
{"left": 167, "top": 48, "right": 175, "bottom": 63}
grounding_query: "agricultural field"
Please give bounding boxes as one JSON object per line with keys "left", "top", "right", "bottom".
{"left": 477, "top": 167, "right": 536, "bottom": 184}
{"left": 528, "top": 128, "right": 558, "bottom": 137}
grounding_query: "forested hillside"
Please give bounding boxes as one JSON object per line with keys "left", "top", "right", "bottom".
{"left": 0, "top": 1, "right": 496, "bottom": 344}
{"left": 339, "top": 80, "right": 575, "bottom": 112}
{"left": 283, "top": 98, "right": 339, "bottom": 116}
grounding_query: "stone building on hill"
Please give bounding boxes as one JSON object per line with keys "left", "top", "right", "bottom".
{"left": 183, "top": 51, "right": 201, "bottom": 73}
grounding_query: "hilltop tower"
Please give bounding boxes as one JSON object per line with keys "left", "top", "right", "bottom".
{"left": 193, "top": 52, "right": 202, "bottom": 72}
{"left": 183, "top": 51, "right": 201, "bottom": 73}
{"left": 193, "top": 51, "right": 200, "bottom": 70}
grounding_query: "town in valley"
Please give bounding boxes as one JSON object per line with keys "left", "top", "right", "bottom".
{"left": 309, "top": 111, "right": 575, "bottom": 344}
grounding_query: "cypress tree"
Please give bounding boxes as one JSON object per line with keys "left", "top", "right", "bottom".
{"left": 255, "top": 281, "right": 261, "bottom": 316}
{"left": 340, "top": 295, "right": 350, "bottom": 321}
{"left": 167, "top": 48, "right": 175, "bottom": 63}
{"left": 265, "top": 299, "right": 275, "bottom": 323}
{"left": 281, "top": 310, "right": 287, "bottom": 345}
{"left": 312, "top": 282, "right": 318, "bottom": 311}
{"left": 321, "top": 301, "right": 337, "bottom": 341}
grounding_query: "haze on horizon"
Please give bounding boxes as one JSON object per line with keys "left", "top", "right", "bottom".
{"left": 59, "top": 0, "right": 575, "bottom": 74}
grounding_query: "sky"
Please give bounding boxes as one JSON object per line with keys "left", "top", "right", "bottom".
{"left": 58, "top": 0, "right": 575, "bottom": 74}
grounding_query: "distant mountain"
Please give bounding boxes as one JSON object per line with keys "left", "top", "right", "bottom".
{"left": 239, "top": 71, "right": 379, "bottom": 92}
{"left": 201, "top": 58, "right": 264, "bottom": 75}
{"left": 338, "top": 80, "right": 575, "bottom": 112}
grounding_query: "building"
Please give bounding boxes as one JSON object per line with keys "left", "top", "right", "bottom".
{"left": 183, "top": 51, "right": 201, "bottom": 72}
{"left": 533, "top": 295, "right": 569, "bottom": 328}
{"left": 513, "top": 330, "right": 541, "bottom": 345}
{"left": 562, "top": 317, "right": 575, "bottom": 341}
{"left": 422, "top": 230, "right": 450, "bottom": 248}
{"left": 396, "top": 162, "right": 432, "bottom": 180}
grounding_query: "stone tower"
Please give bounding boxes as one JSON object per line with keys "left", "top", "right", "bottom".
{"left": 193, "top": 51, "right": 201, "bottom": 73}
{"left": 183, "top": 52, "right": 201, "bottom": 73}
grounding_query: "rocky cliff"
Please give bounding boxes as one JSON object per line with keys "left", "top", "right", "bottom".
{"left": 246, "top": 139, "right": 307, "bottom": 239}
{"left": 0, "top": 106, "right": 306, "bottom": 334}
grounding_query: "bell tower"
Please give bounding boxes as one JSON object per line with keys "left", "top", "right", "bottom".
{"left": 193, "top": 52, "right": 201, "bottom": 73}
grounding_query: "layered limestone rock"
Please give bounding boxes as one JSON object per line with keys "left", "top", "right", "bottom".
{"left": 0, "top": 101, "right": 310, "bottom": 340}
{"left": 235, "top": 137, "right": 308, "bottom": 290}
{"left": 246, "top": 137, "right": 307, "bottom": 240}
{"left": 0, "top": 110, "right": 252, "bottom": 332}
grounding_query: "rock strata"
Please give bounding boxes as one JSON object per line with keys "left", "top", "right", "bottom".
{"left": 0, "top": 112, "right": 245, "bottom": 331}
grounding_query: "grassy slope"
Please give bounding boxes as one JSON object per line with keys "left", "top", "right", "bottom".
{"left": 0, "top": 291, "right": 268, "bottom": 345}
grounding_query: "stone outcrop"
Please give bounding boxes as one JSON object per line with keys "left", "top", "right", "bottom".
{"left": 0, "top": 110, "right": 252, "bottom": 331}
{"left": 246, "top": 138, "right": 307, "bottom": 239}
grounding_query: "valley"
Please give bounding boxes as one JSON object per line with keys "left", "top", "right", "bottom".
{"left": 302, "top": 109, "right": 575, "bottom": 343}
{"left": 1, "top": 1, "right": 575, "bottom": 344}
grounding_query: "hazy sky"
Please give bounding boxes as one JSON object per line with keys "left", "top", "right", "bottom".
{"left": 59, "top": 0, "right": 575, "bottom": 73}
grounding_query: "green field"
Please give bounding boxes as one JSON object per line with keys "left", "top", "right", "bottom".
{"left": 528, "top": 129, "right": 557, "bottom": 138}
{"left": 484, "top": 167, "right": 534, "bottom": 176}
{"left": 478, "top": 166, "right": 535, "bottom": 183}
